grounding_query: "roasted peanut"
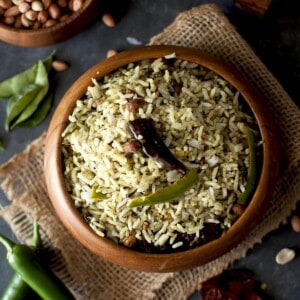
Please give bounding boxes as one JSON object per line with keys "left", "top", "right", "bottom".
{"left": 37, "top": 9, "right": 48, "bottom": 23}
{"left": 52, "top": 60, "right": 69, "bottom": 72}
{"left": 31, "top": 1, "right": 44, "bottom": 12}
{"left": 0, "top": 0, "right": 87, "bottom": 29}
{"left": 48, "top": 3, "right": 61, "bottom": 19}
{"left": 71, "top": 0, "right": 82, "bottom": 11}
{"left": 18, "top": 2, "right": 31, "bottom": 14}
{"left": 25, "top": 9, "right": 38, "bottom": 21}
{"left": 291, "top": 215, "right": 300, "bottom": 232}
{"left": 0, "top": 0, "right": 12, "bottom": 10}
{"left": 4, "top": 5, "right": 20, "bottom": 17}
{"left": 21, "top": 13, "right": 33, "bottom": 27}
{"left": 102, "top": 13, "right": 115, "bottom": 27}
{"left": 57, "top": 0, "right": 67, "bottom": 8}
{"left": 106, "top": 49, "right": 117, "bottom": 58}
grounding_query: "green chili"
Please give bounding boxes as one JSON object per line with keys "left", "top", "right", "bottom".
{"left": 1, "top": 220, "right": 41, "bottom": 300}
{"left": 0, "top": 223, "right": 74, "bottom": 300}
{"left": 128, "top": 168, "right": 199, "bottom": 208}
{"left": 90, "top": 185, "right": 108, "bottom": 201}
{"left": 237, "top": 123, "right": 257, "bottom": 205}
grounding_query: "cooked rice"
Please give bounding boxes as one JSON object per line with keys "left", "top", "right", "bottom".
{"left": 62, "top": 56, "right": 256, "bottom": 251}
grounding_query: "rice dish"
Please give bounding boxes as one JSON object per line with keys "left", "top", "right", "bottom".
{"left": 61, "top": 56, "right": 258, "bottom": 253}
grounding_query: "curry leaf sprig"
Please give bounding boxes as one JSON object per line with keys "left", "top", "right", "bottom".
{"left": 0, "top": 52, "right": 55, "bottom": 132}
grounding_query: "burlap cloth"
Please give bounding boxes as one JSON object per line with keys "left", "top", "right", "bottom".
{"left": 1, "top": 4, "right": 299, "bottom": 299}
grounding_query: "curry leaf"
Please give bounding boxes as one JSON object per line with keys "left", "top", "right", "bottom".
{"left": 5, "top": 60, "right": 50, "bottom": 131}
{"left": 5, "top": 84, "right": 42, "bottom": 131}
{"left": 0, "top": 51, "right": 54, "bottom": 99}
{"left": 11, "top": 62, "right": 49, "bottom": 129}
{"left": 17, "top": 92, "right": 53, "bottom": 128}
{"left": 0, "top": 138, "right": 4, "bottom": 151}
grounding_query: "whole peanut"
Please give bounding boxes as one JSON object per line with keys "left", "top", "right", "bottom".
{"left": 102, "top": 13, "right": 116, "bottom": 27}
{"left": 0, "top": 0, "right": 12, "bottom": 10}
{"left": 291, "top": 215, "right": 300, "bottom": 232}
{"left": 4, "top": 5, "right": 20, "bottom": 17}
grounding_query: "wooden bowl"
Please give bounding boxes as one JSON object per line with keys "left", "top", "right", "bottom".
{"left": 44, "top": 45, "right": 280, "bottom": 272}
{"left": 0, "top": 0, "right": 98, "bottom": 47}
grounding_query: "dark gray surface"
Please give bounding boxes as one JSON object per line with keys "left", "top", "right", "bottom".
{"left": 0, "top": 0, "right": 299, "bottom": 298}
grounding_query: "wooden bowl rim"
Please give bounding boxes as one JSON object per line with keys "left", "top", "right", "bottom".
{"left": 0, "top": 0, "right": 97, "bottom": 47}
{"left": 44, "top": 45, "right": 280, "bottom": 272}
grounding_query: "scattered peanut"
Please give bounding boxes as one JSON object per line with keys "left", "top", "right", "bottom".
{"left": 0, "top": 0, "right": 87, "bottom": 29}
{"left": 106, "top": 49, "right": 117, "bottom": 58}
{"left": 291, "top": 215, "right": 300, "bottom": 232}
{"left": 275, "top": 248, "right": 295, "bottom": 265}
{"left": 102, "top": 13, "right": 115, "bottom": 27}
{"left": 52, "top": 60, "right": 69, "bottom": 72}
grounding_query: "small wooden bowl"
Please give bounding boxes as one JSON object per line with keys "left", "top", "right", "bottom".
{"left": 44, "top": 45, "right": 280, "bottom": 272}
{"left": 0, "top": 0, "right": 98, "bottom": 47}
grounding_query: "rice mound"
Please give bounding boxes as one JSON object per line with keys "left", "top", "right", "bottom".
{"left": 62, "top": 56, "right": 256, "bottom": 252}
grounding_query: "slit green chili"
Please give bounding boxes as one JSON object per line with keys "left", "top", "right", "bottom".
{"left": 0, "top": 222, "right": 74, "bottom": 300}
{"left": 128, "top": 168, "right": 199, "bottom": 208}
{"left": 237, "top": 123, "right": 257, "bottom": 205}
{"left": 1, "top": 220, "right": 41, "bottom": 300}
{"left": 90, "top": 185, "right": 108, "bottom": 201}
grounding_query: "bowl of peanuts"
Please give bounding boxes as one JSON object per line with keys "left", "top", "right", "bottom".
{"left": 0, "top": 0, "right": 99, "bottom": 47}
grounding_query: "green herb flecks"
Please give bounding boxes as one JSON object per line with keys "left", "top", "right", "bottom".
{"left": 128, "top": 168, "right": 199, "bottom": 208}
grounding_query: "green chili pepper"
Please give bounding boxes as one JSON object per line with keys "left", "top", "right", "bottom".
{"left": 237, "top": 123, "right": 257, "bottom": 205}
{"left": 0, "top": 223, "right": 74, "bottom": 300}
{"left": 1, "top": 220, "right": 41, "bottom": 300}
{"left": 128, "top": 168, "right": 199, "bottom": 208}
{"left": 90, "top": 185, "right": 108, "bottom": 201}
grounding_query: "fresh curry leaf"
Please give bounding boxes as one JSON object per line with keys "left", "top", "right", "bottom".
{"left": 5, "top": 84, "right": 42, "bottom": 131}
{"left": 0, "top": 52, "right": 54, "bottom": 99}
{"left": 10, "top": 85, "right": 49, "bottom": 129}
{"left": 18, "top": 92, "right": 53, "bottom": 128}
{"left": 5, "top": 60, "right": 50, "bottom": 130}
{"left": 0, "top": 138, "right": 4, "bottom": 151}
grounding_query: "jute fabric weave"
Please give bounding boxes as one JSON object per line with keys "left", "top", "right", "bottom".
{"left": 1, "top": 4, "right": 299, "bottom": 299}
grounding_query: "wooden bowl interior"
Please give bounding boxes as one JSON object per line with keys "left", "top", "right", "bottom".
{"left": 0, "top": 0, "right": 98, "bottom": 47}
{"left": 44, "top": 45, "right": 280, "bottom": 272}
